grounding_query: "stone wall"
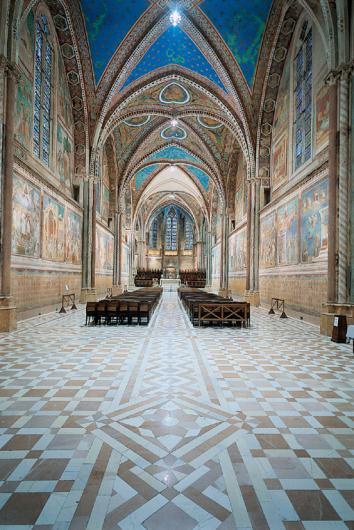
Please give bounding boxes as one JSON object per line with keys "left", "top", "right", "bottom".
{"left": 96, "top": 274, "right": 113, "bottom": 297}
{"left": 229, "top": 275, "right": 246, "bottom": 297}
{"left": 260, "top": 273, "right": 327, "bottom": 315}
{"left": 258, "top": 18, "right": 329, "bottom": 316}
{"left": 11, "top": 267, "right": 81, "bottom": 316}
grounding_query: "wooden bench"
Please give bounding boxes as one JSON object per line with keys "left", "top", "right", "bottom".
{"left": 178, "top": 287, "right": 250, "bottom": 328}
{"left": 85, "top": 287, "right": 162, "bottom": 326}
{"left": 199, "top": 302, "right": 248, "bottom": 327}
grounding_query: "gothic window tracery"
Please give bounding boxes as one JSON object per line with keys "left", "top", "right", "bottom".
{"left": 151, "top": 219, "right": 158, "bottom": 249}
{"left": 294, "top": 24, "right": 312, "bottom": 171}
{"left": 165, "top": 208, "right": 178, "bottom": 251}
{"left": 185, "top": 218, "right": 193, "bottom": 250}
{"left": 33, "top": 14, "right": 53, "bottom": 166}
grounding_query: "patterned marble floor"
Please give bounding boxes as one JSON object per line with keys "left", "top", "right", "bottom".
{"left": 0, "top": 292, "right": 353, "bottom": 529}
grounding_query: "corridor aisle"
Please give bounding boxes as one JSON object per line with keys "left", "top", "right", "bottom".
{"left": 0, "top": 292, "right": 353, "bottom": 529}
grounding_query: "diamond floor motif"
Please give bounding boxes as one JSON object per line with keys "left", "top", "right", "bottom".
{"left": 79, "top": 394, "right": 257, "bottom": 470}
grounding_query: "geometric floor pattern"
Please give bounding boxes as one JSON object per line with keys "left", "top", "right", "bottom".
{"left": 0, "top": 291, "right": 353, "bottom": 529}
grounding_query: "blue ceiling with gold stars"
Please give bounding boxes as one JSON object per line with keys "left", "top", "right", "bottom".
{"left": 201, "top": 0, "right": 273, "bottom": 84}
{"left": 81, "top": 0, "right": 147, "bottom": 82}
{"left": 122, "top": 26, "right": 226, "bottom": 91}
{"left": 81, "top": 0, "right": 272, "bottom": 86}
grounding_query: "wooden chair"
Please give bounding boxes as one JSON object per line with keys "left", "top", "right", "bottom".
{"left": 118, "top": 301, "right": 129, "bottom": 324}
{"left": 128, "top": 301, "right": 139, "bottom": 324}
{"left": 95, "top": 301, "right": 107, "bottom": 325}
{"left": 86, "top": 302, "right": 97, "bottom": 325}
{"left": 106, "top": 301, "right": 119, "bottom": 325}
{"left": 139, "top": 302, "right": 151, "bottom": 325}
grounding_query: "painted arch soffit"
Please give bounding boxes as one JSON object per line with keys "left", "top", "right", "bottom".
{"left": 128, "top": 159, "right": 212, "bottom": 197}
{"left": 122, "top": 120, "right": 221, "bottom": 186}
{"left": 132, "top": 163, "right": 210, "bottom": 201}
{"left": 100, "top": 76, "right": 251, "bottom": 179}
{"left": 141, "top": 193, "right": 204, "bottom": 232}
{"left": 109, "top": 73, "right": 232, "bottom": 115}
{"left": 135, "top": 167, "right": 208, "bottom": 221}
{"left": 103, "top": 73, "right": 248, "bottom": 148}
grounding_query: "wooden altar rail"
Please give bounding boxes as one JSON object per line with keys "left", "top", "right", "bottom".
{"left": 269, "top": 298, "right": 288, "bottom": 319}
{"left": 59, "top": 293, "right": 77, "bottom": 314}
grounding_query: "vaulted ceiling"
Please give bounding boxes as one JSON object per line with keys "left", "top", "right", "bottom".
{"left": 78, "top": 0, "right": 274, "bottom": 223}
{"left": 81, "top": 0, "right": 272, "bottom": 87}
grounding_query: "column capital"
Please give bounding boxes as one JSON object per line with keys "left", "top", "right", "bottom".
{"left": 84, "top": 174, "right": 100, "bottom": 183}
{"left": 325, "top": 61, "right": 354, "bottom": 85}
{"left": 0, "top": 55, "right": 21, "bottom": 82}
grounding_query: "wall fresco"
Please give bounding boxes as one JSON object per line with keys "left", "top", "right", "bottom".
{"left": 12, "top": 175, "right": 40, "bottom": 257}
{"left": 96, "top": 226, "right": 114, "bottom": 271}
{"left": 260, "top": 212, "right": 276, "bottom": 268}
{"left": 273, "top": 57, "right": 289, "bottom": 139}
{"left": 277, "top": 197, "right": 298, "bottom": 266}
{"left": 66, "top": 210, "right": 82, "bottom": 265}
{"left": 19, "top": 10, "right": 34, "bottom": 76}
{"left": 229, "top": 228, "right": 247, "bottom": 272}
{"left": 58, "top": 54, "right": 74, "bottom": 132}
{"left": 272, "top": 134, "right": 288, "bottom": 191}
{"left": 316, "top": 85, "right": 330, "bottom": 150}
{"left": 301, "top": 179, "right": 328, "bottom": 263}
{"left": 57, "top": 123, "right": 73, "bottom": 189}
{"left": 15, "top": 74, "right": 33, "bottom": 149}
{"left": 102, "top": 185, "right": 110, "bottom": 221}
{"left": 42, "top": 195, "right": 65, "bottom": 261}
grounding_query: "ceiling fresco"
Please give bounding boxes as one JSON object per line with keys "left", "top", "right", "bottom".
{"left": 121, "top": 26, "right": 226, "bottom": 91}
{"left": 81, "top": 0, "right": 147, "bottom": 82}
{"left": 135, "top": 124, "right": 211, "bottom": 165}
{"left": 201, "top": 0, "right": 273, "bottom": 85}
{"left": 185, "top": 165, "right": 210, "bottom": 191}
{"left": 134, "top": 161, "right": 209, "bottom": 193}
{"left": 147, "top": 145, "right": 199, "bottom": 163}
{"left": 135, "top": 164, "right": 159, "bottom": 190}
{"left": 81, "top": 1, "right": 272, "bottom": 87}
{"left": 119, "top": 79, "right": 220, "bottom": 114}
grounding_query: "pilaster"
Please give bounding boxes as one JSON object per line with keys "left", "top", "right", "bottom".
{"left": 0, "top": 56, "right": 20, "bottom": 331}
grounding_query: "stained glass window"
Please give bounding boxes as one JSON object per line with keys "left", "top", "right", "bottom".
{"left": 165, "top": 208, "right": 178, "bottom": 250}
{"left": 151, "top": 219, "right": 158, "bottom": 248}
{"left": 185, "top": 218, "right": 193, "bottom": 250}
{"left": 33, "top": 15, "right": 52, "bottom": 165}
{"left": 294, "top": 26, "right": 312, "bottom": 170}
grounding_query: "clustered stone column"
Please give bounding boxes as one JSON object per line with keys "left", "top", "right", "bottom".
{"left": 245, "top": 179, "right": 260, "bottom": 306}
{"left": 206, "top": 229, "right": 212, "bottom": 288}
{"left": 0, "top": 56, "right": 19, "bottom": 332}
{"left": 320, "top": 61, "right": 354, "bottom": 335}
{"left": 80, "top": 176, "right": 97, "bottom": 302}
{"left": 218, "top": 211, "right": 229, "bottom": 296}
{"left": 112, "top": 209, "right": 122, "bottom": 295}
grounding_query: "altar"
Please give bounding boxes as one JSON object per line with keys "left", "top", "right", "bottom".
{"left": 160, "top": 278, "right": 181, "bottom": 291}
